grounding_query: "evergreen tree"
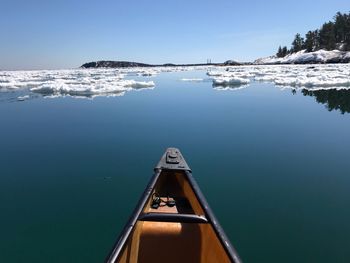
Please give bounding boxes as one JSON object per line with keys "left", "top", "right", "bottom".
{"left": 282, "top": 46, "right": 288, "bottom": 56}
{"left": 334, "top": 12, "right": 347, "bottom": 43}
{"left": 275, "top": 11, "right": 350, "bottom": 53}
{"left": 313, "top": 30, "right": 320, "bottom": 50}
{"left": 304, "top": 31, "right": 314, "bottom": 52}
{"left": 291, "top": 33, "right": 305, "bottom": 52}
{"left": 276, "top": 46, "right": 289, "bottom": 57}
{"left": 319, "top": 22, "right": 336, "bottom": 50}
{"left": 276, "top": 46, "right": 283, "bottom": 57}
{"left": 304, "top": 30, "right": 319, "bottom": 52}
{"left": 343, "top": 12, "right": 350, "bottom": 50}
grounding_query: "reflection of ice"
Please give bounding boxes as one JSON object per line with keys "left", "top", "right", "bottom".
{"left": 180, "top": 78, "right": 204, "bottom": 82}
{"left": 42, "top": 91, "right": 126, "bottom": 99}
{"left": 213, "top": 84, "right": 249, "bottom": 91}
{"left": 17, "top": 95, "right": 30, "bottom": 101}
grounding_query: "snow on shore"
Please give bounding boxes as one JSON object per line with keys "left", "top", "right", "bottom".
{"left": 254, "top": 49, "right": 350, "bottom": 65}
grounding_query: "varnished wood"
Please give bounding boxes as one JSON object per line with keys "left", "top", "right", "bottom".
{"left": 115, "top": 170, "right": 231, "bottom": 262}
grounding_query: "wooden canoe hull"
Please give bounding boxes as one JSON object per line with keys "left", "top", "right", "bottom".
{"left": 106, "top": 148, "right": 241, "bottom": 263}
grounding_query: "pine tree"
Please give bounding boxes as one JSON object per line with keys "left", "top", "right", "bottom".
{"left": 313, "top": 30, "right": 320, "bottom": 50}
{"left": 282, "top": 46, "right": 288, "bottom": 56}
{"left": 275, "top": 11, "right": 350, "bottom": 54}
{"left": 343, "top": 12, "right": 350, "bottom": 50}
{"left": 276, "top": 46, "right": 283, "bottom": 57}
{"left": 304, "top": 30, "right": 319, "bottom": 52}
{"left": 291, "top": 33, "right": 305, "bottom": 53}
{"left": 334, "top": 12, "right": 346, "bottom": 43}
{"left": 304, "top": 31, "right": 314, "bottom": 52}
{"left": 319, "top": 22, "right": 336, "bottom": 50}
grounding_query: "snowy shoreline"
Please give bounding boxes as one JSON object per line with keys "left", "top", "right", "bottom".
{"left": 254, "top": 49, "right": 350, "bottom": 65}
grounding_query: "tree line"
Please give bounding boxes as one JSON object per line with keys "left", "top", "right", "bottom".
{"left": 276, "top": 11, "right": 350, "bottom": 58}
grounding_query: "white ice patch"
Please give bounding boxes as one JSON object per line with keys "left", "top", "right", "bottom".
{"left": 0, "top": 68, "right": 155, "bottom": 98}
{"left": 0, "top": 65, "right": 218, "bottom": 99}
{"left": 212, "top": 77, "right": 250, "bottom": 86}
{"left": 137, "top": 69, "right": 158, "bottom": 76}
{"left": 30, "top": 80, "right": 154, "bottom": 97}
{"left": 206, "top": 63, "right": 350, "bottom": 90}
{"left": 1, "top": 64, "right": 349, "bottom": 99}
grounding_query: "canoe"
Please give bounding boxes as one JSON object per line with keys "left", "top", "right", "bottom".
{"left": 106, "top": 148, "right": 242, "bottom": 263}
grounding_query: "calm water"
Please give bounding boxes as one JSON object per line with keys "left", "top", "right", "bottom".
{"left": 1, "top": 70, "right": 350, "bottom": 263}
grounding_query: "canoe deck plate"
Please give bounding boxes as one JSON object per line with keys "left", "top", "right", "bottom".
{"left": 155, "top": 148, "right": 191, "bottom": 171}
{"left": 166, "top": 149, "right": 180, "bottom": 164}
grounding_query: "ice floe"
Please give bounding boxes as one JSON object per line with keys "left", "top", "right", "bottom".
{"left": 1, "top": 63, "right": 349, "bottom": 101}
{"left": 0, "top": 68, "right": 155, "bottom": 98}
{"left": 137, "top": 69, "right": 158, "bottom": 76}
{"left": 30, "top": 80, "right": 154, "bottom": 97}
{"left": 0, "top": 65, "right": 218, "bottom": 99}
{"left": 212, "top": 77, "right": 250, "bottom": 86}
{"left": 206, "top": 63, "right": 350, "bottom": 90}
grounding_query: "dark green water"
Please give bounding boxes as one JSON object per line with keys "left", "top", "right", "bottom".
{"left": 1, "top": 71, "right": 350, "bottom": 262}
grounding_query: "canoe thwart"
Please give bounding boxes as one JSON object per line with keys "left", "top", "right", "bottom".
{"left": 139, "top": 212, "right": 208, "bottom": 224}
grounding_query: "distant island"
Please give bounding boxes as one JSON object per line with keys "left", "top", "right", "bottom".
{"left": 81, "top": 60, "right": 242, "bottom": 68}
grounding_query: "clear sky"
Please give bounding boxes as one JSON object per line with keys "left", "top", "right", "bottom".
{"left": 1, "top": 0, "right": 349, "bottom": 70}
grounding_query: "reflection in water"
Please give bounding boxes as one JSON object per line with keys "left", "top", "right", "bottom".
{"left": 212, "top": 83, "right": 249, "bottom": 91}
{"left": 302, "top": 89, "right": 350, "bottom": 114}
{"left": 31, "top": 89, "right": 127, "bottom": 99}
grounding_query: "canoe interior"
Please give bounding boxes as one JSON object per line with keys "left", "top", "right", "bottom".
{"left": 116, "top": 170, "right": 231, "bottom": 263}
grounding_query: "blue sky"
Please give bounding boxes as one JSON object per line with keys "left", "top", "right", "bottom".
{"left": 1, "top": 0, "right": 349, "bottom": 70}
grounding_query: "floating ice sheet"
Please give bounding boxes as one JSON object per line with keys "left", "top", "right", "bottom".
{"left": 206, "top": 63, "right": 350, "bottom": 90}
{"left": 1, "top": 64, "right": 349, "bottom": 100}
{"left": 0, "top": 68, "right": 155, "bottom": 98}
{"left": 212, "top": 77, "right": 250, "bottom": 86}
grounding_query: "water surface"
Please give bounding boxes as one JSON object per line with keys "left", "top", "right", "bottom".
{"left": 1, "top": 70, "right": 350, "bottom": 263}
